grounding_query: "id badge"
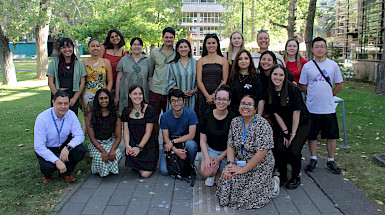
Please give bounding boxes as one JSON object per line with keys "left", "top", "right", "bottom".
{"left": 237, "top": 160, "right": 246, "bottom": 167}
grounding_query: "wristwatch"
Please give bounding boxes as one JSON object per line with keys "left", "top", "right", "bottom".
{"left": 65, "top": 145, "right": 73, "bottom": 151}
{"left": 138, "top": 146, "right": 143, "bottom": 152}
{"left": 171, "top": 139, "right": 175, "bottom": 144}
{"left": 227, "top": 161, "right": 234, "bottom": 165}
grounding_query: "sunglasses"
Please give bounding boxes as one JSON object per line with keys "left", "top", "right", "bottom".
{"left": 110, "top": 34, "right": 120, "bottom": 39}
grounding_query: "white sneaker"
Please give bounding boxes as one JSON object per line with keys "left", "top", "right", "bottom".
{"left": 272, "top": 176, "right": 280, "bottom": 198}
{"left": 205, "top": 176, "right": 215, "bottom": 187}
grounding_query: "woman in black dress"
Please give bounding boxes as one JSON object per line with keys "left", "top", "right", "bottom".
{"left": 228, "top": 49, "right": 264, "bottom": 116}
{"left": 266, "top": 64, "right": 310, "bottom": 188}
{"left": 121, "top": 84, "right": 158, "bottom": 178}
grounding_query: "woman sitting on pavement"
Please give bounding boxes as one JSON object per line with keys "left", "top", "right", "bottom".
{"left": 216, "top": 95, "right": 280, "bottom": 210}
{"left": 200, "top": 85, "right": 237, "bottom": 186}
{"left": 121, "top": 85, "right": 158, "bottom": 178}
{"left": 86, "top": 88, "right": 123, "bottom": 177}
{"left": 266, "top": 64, "right": 311, "bottom": 189}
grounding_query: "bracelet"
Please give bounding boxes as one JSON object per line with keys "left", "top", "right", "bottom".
{"left": 290, "top": 133, "right": 296, "bottom": 136}
{"left": 138, "top": 146, "right": 143, "bottom": 152}
{"left": 227, "top": 161, "right": 234, "bottom": 165}
{"left": 282, "top": 129, "right": 288, "bottom": 132}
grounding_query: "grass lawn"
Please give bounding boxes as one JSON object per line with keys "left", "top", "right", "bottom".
{"left": 0, "top": 72, "right": 384, "bottom": 213}
{"left": 14, "top": 62, "right": 38, "bottom": 71}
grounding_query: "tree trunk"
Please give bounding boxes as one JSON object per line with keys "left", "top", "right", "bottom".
{"left": 13, "top": 42, "right": 17, "bottom": 55}
{"left": 374, "top": 40, "right": 385, "bottom": 94}
{"left": 287, "top": 0, "right": 297, "bottom": 39}
{"left": 305, "top": 0, "right": 317, "bottom": 60}
{"left": 251, "top": 0, "right": 255, "bottom": 41}
{"left": 34, "top": 0, "right": 51, "bottom": 80}
{"left": 0, "top": 26, "right": 17, "bottom": 85}
{"left": 51, "top": 35, "right": 58, "bottom": 57}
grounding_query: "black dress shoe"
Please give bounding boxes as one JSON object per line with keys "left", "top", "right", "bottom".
{"left": 286, "top": 177, "right": 301, "bottom": 189}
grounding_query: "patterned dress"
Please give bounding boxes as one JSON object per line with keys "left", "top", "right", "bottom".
{"left": 81, "top": 63, "right": 107, "bottom": 120}
{"left": 216, "top": 115, "right": 275, "bottom": 210}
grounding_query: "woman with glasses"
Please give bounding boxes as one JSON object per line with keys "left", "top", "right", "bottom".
{"left": 251, "top": 30, "right": 285, "bottom": 69}
{"left": 166, "top": 39, "right": 197, "bottom": 110}
{"left": 200, "top": 85, "right": 236, "bottom": 187}
{"left": 115, "top": 37, "right": 154, "bottom": 112}
{"left": 228, "top": 49, "right": 264, "bottom": 116}
{"left": 196, "top": 33, "right": 229, "bottom": 118}
{"left": 121, "top": 85, "right": 158, "bottom": 178}
{"left": 216, "top": 95, "right": 280, "bottom": 210}
{"left": 47, "top": 38, "right": 86, "bottom": 116}
{"left": 266, "top": 64, "right": 310, "bottom": 189}
{"left": 99, "top": 29, "right": 129, "bottom": 91}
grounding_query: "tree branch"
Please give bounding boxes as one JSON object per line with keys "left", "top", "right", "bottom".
{"left": 270, "top": 20, "right": 287, "bottom": 29}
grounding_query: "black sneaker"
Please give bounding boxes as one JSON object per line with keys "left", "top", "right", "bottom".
{"left": 286, "top": 177, "right": 301, "bottom": 189}
{"left": 326, "top": 161, "right": 341, "bottom": 174}
{"left": 306, "top": 159, "right": 317, "bottom": 172}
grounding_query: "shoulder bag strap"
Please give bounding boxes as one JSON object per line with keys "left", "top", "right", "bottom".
{"left": 312, "top": 60, "right": 332, "bottom": 88}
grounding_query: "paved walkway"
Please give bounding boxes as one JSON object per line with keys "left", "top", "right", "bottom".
{"left": 52, "top": 144, "right": 383, "bottom": 215}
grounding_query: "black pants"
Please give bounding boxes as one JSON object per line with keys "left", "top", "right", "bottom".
{"left": 273, "top": 120, "right": 311, "bottom": 180}
{"left": 36, "top": 144, "right": 86, "bottom": 178}
{"left": 51, "top": 89, "right": 80, "bottom": 116}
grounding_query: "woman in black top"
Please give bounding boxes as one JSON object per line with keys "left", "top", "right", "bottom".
{"left": 228, "top": 49, "right": 264, "bottom": 116}
{"left": 200, "top": 85, "right": 236, "bottom": 186}
{"left": 86, "top": 88, "right": 123, "bottom": 177}
{"left": 266, "top": 64, "right": 310, "bottom": 189}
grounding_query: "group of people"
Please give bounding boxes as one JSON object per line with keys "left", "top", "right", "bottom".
{"left": 34, "top": 27, "right": 343, "bottom": 210}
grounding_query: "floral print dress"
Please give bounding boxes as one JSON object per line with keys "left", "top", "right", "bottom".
{"left": 216, "top": 115, "right": 276, "bottom": 210}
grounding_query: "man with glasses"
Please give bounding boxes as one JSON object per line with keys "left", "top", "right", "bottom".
{"left": 159, "top": 89, "right": 199, "bottom": 176}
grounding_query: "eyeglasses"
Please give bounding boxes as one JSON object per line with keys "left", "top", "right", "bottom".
{"left": 170, "top": 98, "right": 183, "bottom": 104}
{"left": 215, "top": 98, "right": 229, "bottom": 103}
{"left": 60, "top": 45, "right": 73, "bottom": 49}
{"left": 240, "top": 102, "right": 255, "bottom": 108}
{"left": 110, "top": 34, "right": 120, "bottom": 39}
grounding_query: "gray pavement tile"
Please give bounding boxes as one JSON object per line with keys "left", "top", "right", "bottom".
{"left": 137, "top": 173, "right": 159, "bottom": 183}
{"left": 285, "top": 187, "right": 321, "bottom": 215}
{"left": 309, "top": 195, "right": 341, "bottom": 214}
{"left": 150, "top": 189, "right": 173, "bottom": 208}
{"left": 101, "top": 173, "right": 123, "bottom": 184}
{"left": 125, "top": 197, "right": 151, "bottom": 215}
{"left": 107, "top": 188, "right": 134, "bottom": 206}
{"left": 170, "top": 199, "right": 193, "bottom": 215}
{"left": 147, "top": 206, "right": 171, "bottom": 215}
{"left": 116, "top": 179, "right": 138, "bottom": 189}
{"left": 103, "top": 205, "right": 126, "bottom": 215}
{"left": 58, "top": 203, "right": 85, "bottom": 215}
{"left": 253, "top": 201, "right": 279, "bottom": 214}
{"left": 173, "top": 182, "right": 194, "bottom": 200}
{"left": 272, "top": 194, "right": 300, "bottom": 215}
{"left": 300, "top": 175, "right": 326, "bottom": 197}
{"left": 67, "top": 188, "right": 96, "bottom": 204}
{"left": 81, "top": 184, "right": 116, "bottom": 215}
{"left": 81, "top": 174, "right": 103, "bottom": 189}
{"left": 132, "top": 182, "right": 156, "bottom": 198}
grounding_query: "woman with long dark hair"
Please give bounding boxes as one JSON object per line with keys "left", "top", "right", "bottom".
{"left": 266, "top": 64, "right": 310, "bottom": 189}
{"left": 284, "top": 38, "right": 308, "bottom": 84}
{"left": 196, "top": 33, "right": 229, "bottom": 118}
{"left": 228, "top": 49, "right": 264, "bottom": 116}
{"left": 47, "top": 38, "right": 86, "bottom": 116}
{"left": 258, "top": 50, "right": 278, "bottom": 93}
{"left": 86, "top": 88, "right": 122, "bottom": 177}
{"left": 121, "top": 85, "right": 158, "bottom": 178}
{"left": 166, "top": 39, "right": 197, "bottom": 110}
{"left": 115, "top": 37, "right": 154, "bottom": 112}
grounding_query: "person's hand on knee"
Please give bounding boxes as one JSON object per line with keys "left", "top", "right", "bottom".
{"left": 55, "top": 160, "right": 67, "bottom": 173}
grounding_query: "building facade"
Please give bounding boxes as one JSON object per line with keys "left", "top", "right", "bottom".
{"left": 181, "top": 0, "right": 225, "bottom": 56}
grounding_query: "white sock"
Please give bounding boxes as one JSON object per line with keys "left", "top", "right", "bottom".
{"left": 311, "top": 156, "right": 317, "bottom": 160}
{"left": 328, "top": 158, "right": 334, "bottom": 162}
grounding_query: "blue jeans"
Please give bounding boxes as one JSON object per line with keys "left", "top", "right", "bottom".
{"left": 159, "top": 140, "right": 198, "bottom": 176}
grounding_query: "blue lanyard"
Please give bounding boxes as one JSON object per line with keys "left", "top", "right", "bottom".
{"left": 51, "top": 109, "right": 65, "bottom": 145}
{"left": 241, "top": 115, "right": 255, "bottom": 155}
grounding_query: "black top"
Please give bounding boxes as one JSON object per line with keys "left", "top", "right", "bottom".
{"left": 200, "top": 110, "right": 237, "bottom": 151}
{"left": 93, "top": 113, "right": 116, "bottom": 140}
{"left": 58, "top": 62, "right": 74, "bottom": 89}
{"left": 228, "top": 74, "right": 264, "bottom": 115}
{"left": 265, "top": 85, "right": 309, "bottom": 133}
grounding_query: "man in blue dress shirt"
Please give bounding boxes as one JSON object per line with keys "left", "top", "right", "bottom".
{"left": 34, "top": 91, "right": 86, "bottom": 184}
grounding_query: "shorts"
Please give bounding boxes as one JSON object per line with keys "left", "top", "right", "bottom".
{"left": 202, "top": 145, "right": 227, "bottom": 172}
{"left": 308, "top": 113, "right": 340, "bottom": 140}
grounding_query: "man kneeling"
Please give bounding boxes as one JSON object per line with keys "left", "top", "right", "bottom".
{"left": 34, "top": 91, "right": 86, "bottom": 184}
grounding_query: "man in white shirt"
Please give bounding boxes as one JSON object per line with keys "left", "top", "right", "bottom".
{"left": 34, "top": 91, "right": 86, "bottom": 184}
{"left": 299, "top": 37, "right": 343, "bottom": 174}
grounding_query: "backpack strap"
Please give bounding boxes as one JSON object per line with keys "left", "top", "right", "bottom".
{"left": 313, "top": 60, "right": 332, "bottom": 88}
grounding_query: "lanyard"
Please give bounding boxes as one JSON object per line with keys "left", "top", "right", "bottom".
{"left": 241, "top": 115, "right": 255, "bottom": 155}
{"left": 51, "top": 109, "right": 65, "bottom": 145}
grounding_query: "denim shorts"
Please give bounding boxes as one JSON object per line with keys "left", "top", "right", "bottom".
{"left": 202, "top": 145, "right": 227, "bottom": 171}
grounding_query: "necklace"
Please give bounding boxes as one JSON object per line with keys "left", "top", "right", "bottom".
{"left": 133, "top": 106, "right": 141, "bottom": 117}
{"left": 239, "top": 74, "right": 248, "bottom": 83}
{"left": 113, "top": 48, "right": 120, "bottom": 56}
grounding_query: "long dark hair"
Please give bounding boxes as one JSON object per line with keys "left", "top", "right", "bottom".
{"left": 229, "top": 49, "right": 256, "bottom": 83}
{"left": 258, "top": 50, "right": 277, "bottom": 77}
{"left": 202, "top": 33, "right": 223, "bottom": 57}
{"left": 58, "top": 38, "right": 77, "bottom": 73}
{"left": 170, "top": 39, "right": 192, "bottom": 63}
{"left": 90, "top": 88, "right": 118, "bottom": 128}
{"left": 126, "top": 85, "right": 147, "bottom": 115}
{"left": 103, "top": 29, "right": 126, "bottom": 49}
{"left": 268, "top": 64, "right": 296, "bottom": 107}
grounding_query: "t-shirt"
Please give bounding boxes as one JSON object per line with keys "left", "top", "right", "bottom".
{"left": 285, "top": 58, "right": 308, "bottom": 83}
{"left": 299, "top": 58, "right": 343, "bottom": 114}
{"left": 93, "top": 113, "right": 117, "bottom": 140}
{"left": 200, "top": 111, "right": 237, "bottom": 151}
{"left": 160, "top": 107, "right": 198, "bottom": 137}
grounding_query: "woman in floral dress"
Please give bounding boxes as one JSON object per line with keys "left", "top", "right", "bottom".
{"left": 81, "top": 39, "right": 113, "bottom": 122}
{"left": 216, "top": 95, "right": 280, "bottom": 210}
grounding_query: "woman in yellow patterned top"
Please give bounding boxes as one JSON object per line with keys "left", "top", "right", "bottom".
{"left": 81, "top": 39, "right": 113, "bottom": 122}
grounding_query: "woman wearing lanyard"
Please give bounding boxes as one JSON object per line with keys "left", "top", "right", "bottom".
{"left": 216, "top": 95, "right": 280, "bottom": 210}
